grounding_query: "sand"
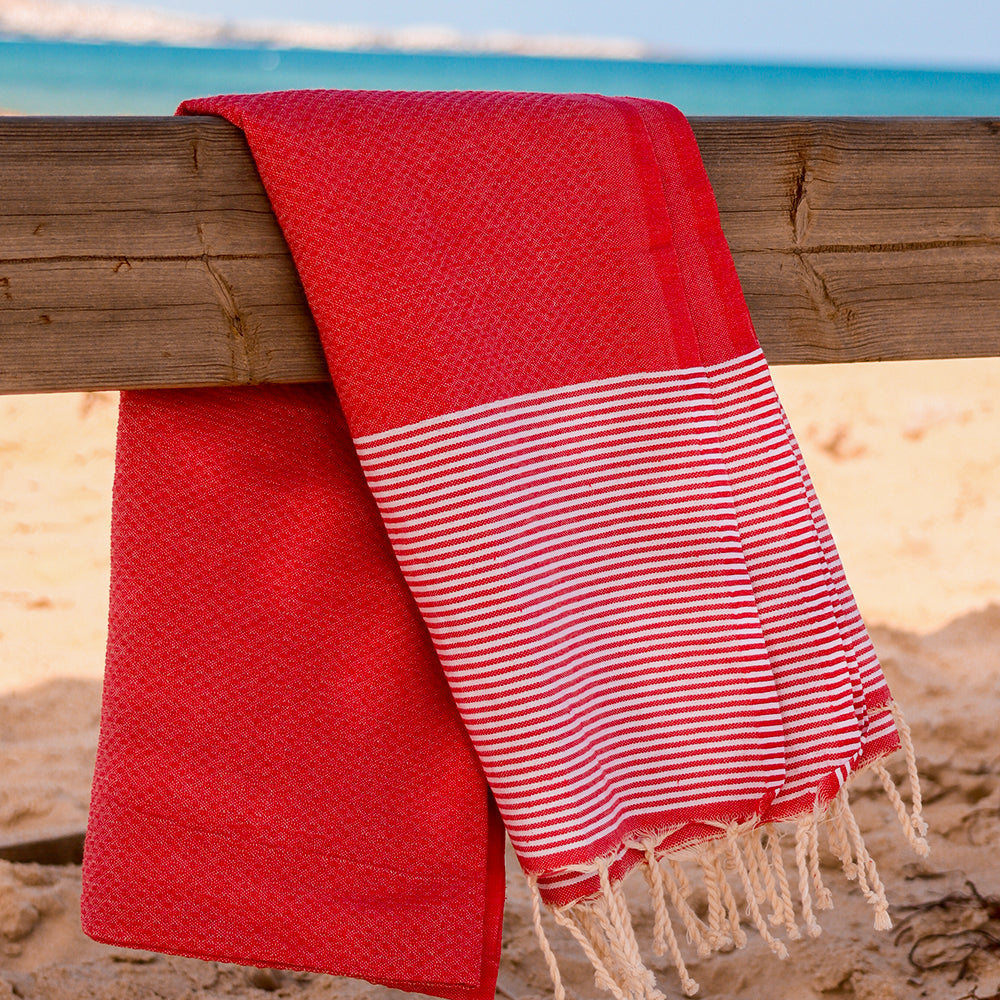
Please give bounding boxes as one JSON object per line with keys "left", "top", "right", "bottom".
{"left": 2, "top": 359, "right": 1000, "bottom": 999}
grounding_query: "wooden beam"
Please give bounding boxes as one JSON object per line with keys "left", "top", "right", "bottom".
{"left": 0, "top": 828, "right": 86, "bottom": 865}
{"left": 0, "top": 116, "right": 328, "bottom": 393}
{"left": 1, "top": 116, "right": 999, "bottom": 393}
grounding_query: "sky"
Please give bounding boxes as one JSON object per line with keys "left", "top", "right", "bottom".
{"left": 142, "top": 0, "right": 1000, "bottom": 69}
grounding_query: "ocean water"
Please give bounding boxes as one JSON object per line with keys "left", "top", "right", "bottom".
{"left": 1, "top": 38, "right": 999, "bottom": 116}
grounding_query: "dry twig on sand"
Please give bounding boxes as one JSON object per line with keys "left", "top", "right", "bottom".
{"left": 894, "top": 881, "right": 1000, "bottom": 987}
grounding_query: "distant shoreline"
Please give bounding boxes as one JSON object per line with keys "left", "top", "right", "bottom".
{"left": 0, "top": 0, "right": 659, "bottom": 61}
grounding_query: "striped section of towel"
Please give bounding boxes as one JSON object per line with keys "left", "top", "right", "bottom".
{"left": 356, "top": 361, "right": 786, "bottom": 875}
{"left": 161, "top": 89, "right": 927, "bottom": 998}
{"left": 708, "top": 350, "right": 865, "bottom": 817}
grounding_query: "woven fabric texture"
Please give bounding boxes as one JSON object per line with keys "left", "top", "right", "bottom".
{"left": 83, "top": 90, "right": 922, "bottom": 999}
{"left": 82, "top": 385, "right": 505, "bottom": 998}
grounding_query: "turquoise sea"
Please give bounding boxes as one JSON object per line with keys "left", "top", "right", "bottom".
{"left": 1, "top": 38, "right": 999, "bottom": 116}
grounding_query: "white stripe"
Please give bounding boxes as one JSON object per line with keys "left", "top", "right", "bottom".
{"left": 374, "top": 459, "right": 735, "bottom": 530}
{"left": 362, "top": 408, "right": 725, "bottom": 482}
{"left": 384, "top": 482, "right": 737, "bottom": 550}
{"left": 398, "top": 513, "right": 741, "bottom": 575}
{"left": 354, "top": 366, "right": 717, "bottom": 448}
{"left": 355, "top": 352, "right": 881, "bottom": 872}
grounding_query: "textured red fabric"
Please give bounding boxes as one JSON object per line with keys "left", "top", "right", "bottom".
{"left": 83, "top": 89, "right": 910, "bottom": 988}
{"left": 82, "top": 386, "right": 505, "bottom": 998}
{"left": 169, "top": 88, "right": 901, "bottom": 898}
{"left": 628, "top": 101, "right": 902, "bottom": 808}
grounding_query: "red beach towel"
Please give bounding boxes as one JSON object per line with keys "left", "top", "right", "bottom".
{"left": 82, "top": 90, "right": 926, "bottom": 1000}
{"left": 82, "top": 384, "right": 506, "bottom": 999}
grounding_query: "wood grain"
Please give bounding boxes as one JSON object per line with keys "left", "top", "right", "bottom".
{"left": 0, "top": 828, "right": 86, "bottom": 865}
{"left": 1, "top": 116, "right": 998, "bottom": 392}
{"left": 695, "top": 117, "right": 1000, "bottom": 364}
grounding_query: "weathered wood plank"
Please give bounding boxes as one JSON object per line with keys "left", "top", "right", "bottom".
{"left": 694, "top": 117, "right": 1000, "bottom": 363}
{"left": 1, "top": 256, "right": 326, "bottom": 389}
{"left": 1, "top": 116, "right": 998, "bottom": 392}
{"left": 0, "top": 828, "right": 86, "bottom": 865}
{"left": 0, "top": 116, "right": 329, "bottom": 391}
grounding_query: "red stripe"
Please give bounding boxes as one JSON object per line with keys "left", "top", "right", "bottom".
{"left": 357, "top": 365, "right": 786, "bottom": 872}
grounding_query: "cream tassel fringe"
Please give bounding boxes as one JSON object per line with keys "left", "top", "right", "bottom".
{"left": 642, "top": 846, "right": 699, "bottom": 996}
{"left": 527, "top": 703, "right": 927, "bottom": 999}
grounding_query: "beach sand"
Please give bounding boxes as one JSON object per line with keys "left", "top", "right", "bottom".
{"left": 2, "top": 359, "right": 999, "bottom": 999}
